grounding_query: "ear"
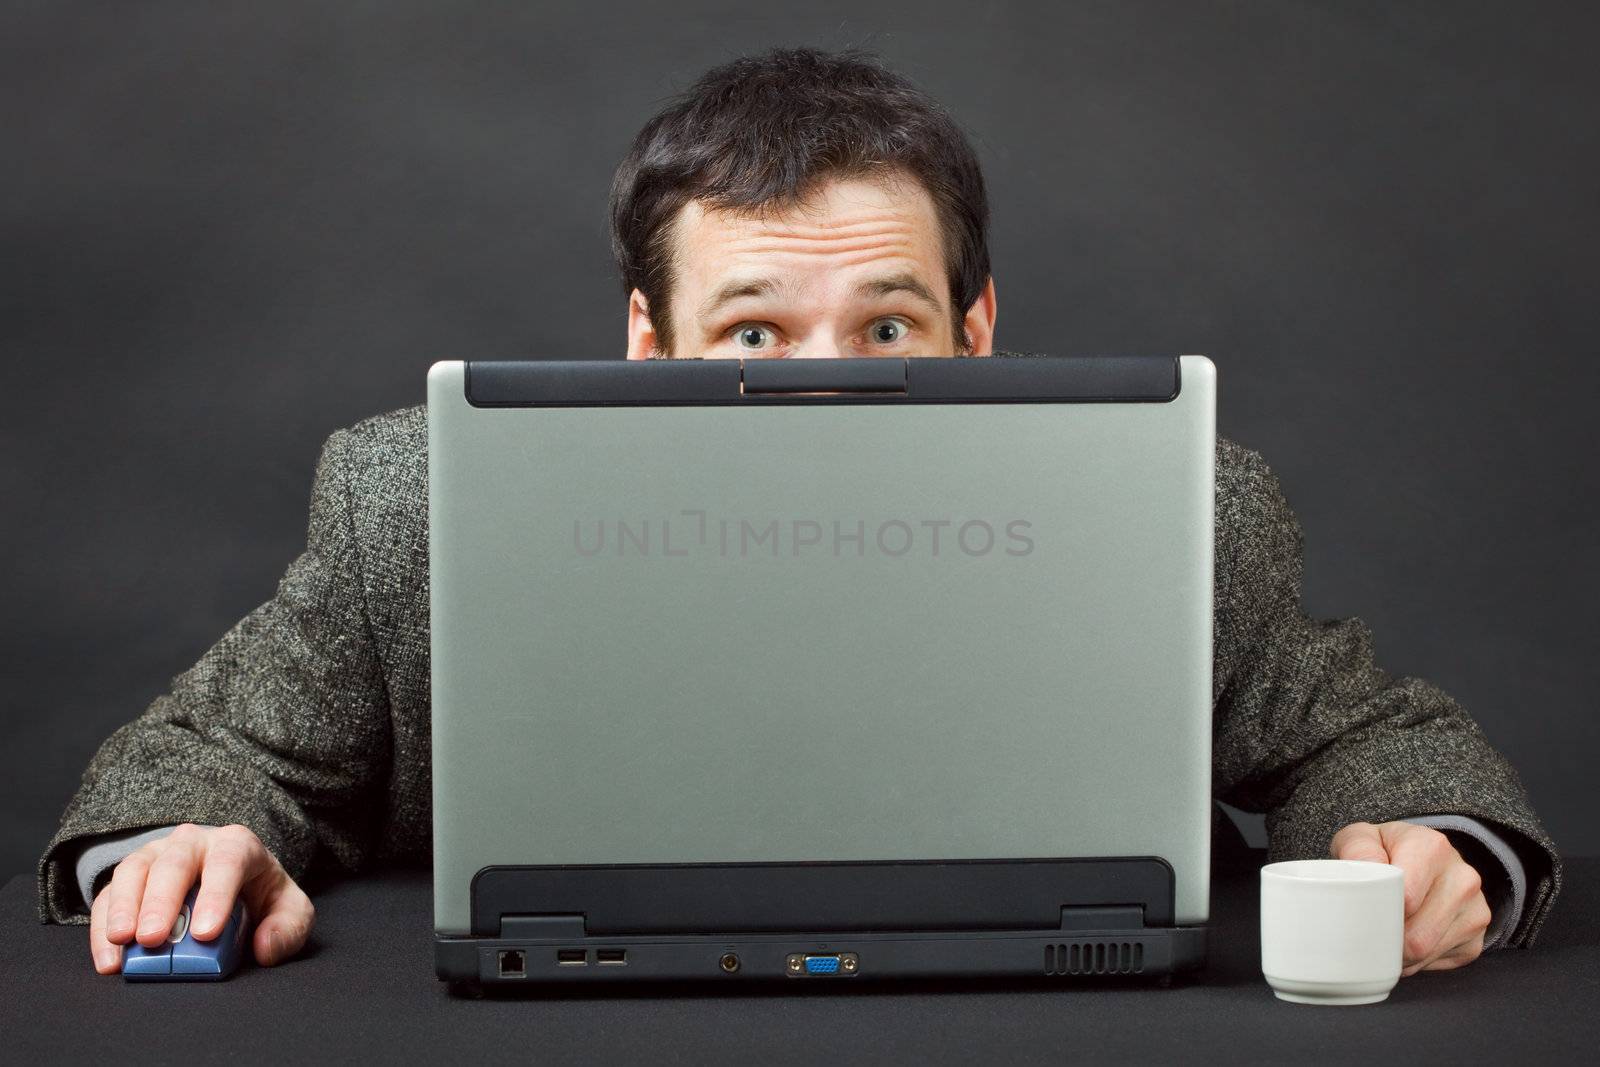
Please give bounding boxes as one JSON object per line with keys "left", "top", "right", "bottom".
{"left": 626, "top": 289, "right": 660, "bottom": 360}
{"left": 961, "top": 276, "right": 998, "bottom": 356}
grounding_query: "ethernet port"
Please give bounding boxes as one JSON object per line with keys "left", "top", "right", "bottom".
{"left": 498, "top": 949, "right": 527, "bottom": 978}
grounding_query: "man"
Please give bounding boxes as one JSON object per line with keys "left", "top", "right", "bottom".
{"left": 42, "top": 48, "right": 1559, "bottom": 979}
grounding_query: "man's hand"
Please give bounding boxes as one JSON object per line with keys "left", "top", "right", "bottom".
{"left": 88, "top": 823, "right": 315, "bottom": 975}
{"left": 1330, "top": 821, "right": 1492, "bottom": 976}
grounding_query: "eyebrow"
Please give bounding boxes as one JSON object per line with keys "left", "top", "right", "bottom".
{"left": 696, "top": 272, "right": 946, "bottom": 323}
{"left": 854, "top": 273, "right": 944, "bottom": 315}
{"left": 697, "top": 277, "right": 783, "bottom": 322}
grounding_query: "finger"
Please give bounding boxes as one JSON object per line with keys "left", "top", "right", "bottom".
{"left": 1418, "top": 930, "right": 1486, "bottom": 974}
{"left": 1330, "top": 822, "right": 1389, "bottom": 864}
{"left": 1406, "top": 883, "right": 1491, "bottom": 976}
{"left": 247, "top": 871, "right": 316, "bottom": 967}
{"left": 1384, "top": 825, "right": 1455, "bottom": 919}
{"left": 1407, "top": 917, "right": 1482, "bottom": 976}
{"left": 103, "top": 846, "right": 159, "bottom": 944}
{"left": 89, "top": 887, "right": 123, "bottom": 975}
{"left": 1399, "top": 857, "right": 1480, "bottom": 971}
{"left": 136, "top": 835, "right": 201, "bottom": 947}
{"left": 1402, "top": 903, "right": 1464, "bottom": 975}
{"left": 190, "top": 829, "right": 256, "bottom": 941}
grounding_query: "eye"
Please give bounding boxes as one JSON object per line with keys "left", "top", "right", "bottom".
{"left": 732, "top": 324, "right": 777, "bottom": 351}
{"left": 867, "top": 318, "right": 909, "bottom": 345}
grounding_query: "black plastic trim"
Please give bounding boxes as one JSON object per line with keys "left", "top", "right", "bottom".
{"left": 435, "top": 925, "right": 1207, "bottom": 987}
{"left": 905, "top": 356, "right": 1177, "bottom": 402}
{"left": 743, "top": 357, "right": 906, "bottom": 394}
{"left": 468, "top": 856, "right": 1175, "bottom": 937}
{"left": 463, "top": 356, "right": 1180, "bottom": 407}
{"left": 466, "top": 358, "right": 740, "bottom": 406}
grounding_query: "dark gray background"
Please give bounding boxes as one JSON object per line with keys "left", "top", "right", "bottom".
{"left": 4, "top": 0, "right": 1596, "bottom": 880}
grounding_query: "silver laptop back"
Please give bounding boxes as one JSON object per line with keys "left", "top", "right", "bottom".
{"left": 429, "top": 356, "right": 1215, "bottom": 937}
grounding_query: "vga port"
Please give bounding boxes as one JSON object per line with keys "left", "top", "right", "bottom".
{"left": 787, "top": 952, "right": 859, "bottom": 977}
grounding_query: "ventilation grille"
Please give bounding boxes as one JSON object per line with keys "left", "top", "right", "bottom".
{"left": 1044, "top": 941, "right": 1145, "bottom": 976}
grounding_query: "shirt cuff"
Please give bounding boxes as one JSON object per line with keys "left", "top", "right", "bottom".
{"left": 1401, "top": 814, "right": 1526, "bottom": 950}
{"left": 70, "top": 825, "right": 188, "bottom": 910}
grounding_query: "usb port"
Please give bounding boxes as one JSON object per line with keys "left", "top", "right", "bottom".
{"left": 556, "top": 949, "right": 588, "bottom": 966}
{"left": 596, "top": 949, "right": 627, "bottom": 966}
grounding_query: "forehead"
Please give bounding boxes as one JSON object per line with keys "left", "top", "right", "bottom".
{"left": 670, "top": 175, "right": 948, "bottom": 300}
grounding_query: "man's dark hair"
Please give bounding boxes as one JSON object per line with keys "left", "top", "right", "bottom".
{"left": 610, "top": 47, "right": 990, "bottom": 355}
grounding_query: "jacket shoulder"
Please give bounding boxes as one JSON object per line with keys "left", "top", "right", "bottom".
{"left": 1211, "top": 434, "right": 1306, "bottom": 668}
{"left": 1215, "top": 434, "right": 1269, "bottom": 489}
{"left": 327, "top": 402, "right": 427, "bottom": 522}
{"left": 315, "top": 404, "right": 427, "bottom": 507}
{"left": 338, "top": 404, "right": 427, "bottom": 468}
{"left": 317, "top": 405, "right": 429, "bottom": 653}
{"left": 1214, "top": 434, "right": 1301, "bottom": 545}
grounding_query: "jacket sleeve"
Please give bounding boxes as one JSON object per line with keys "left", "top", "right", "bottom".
{"left": 1209, "top": 438, "right": 1561, "bottom": 946}
{"left": 36, "top": 429, "right": 393, "bottom": 924}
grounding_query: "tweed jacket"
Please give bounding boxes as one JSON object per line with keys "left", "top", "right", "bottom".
{"left": 37, "top": 402, "right": 1563, "bottom": 943}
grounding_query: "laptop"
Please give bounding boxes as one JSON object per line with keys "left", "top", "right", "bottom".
{"left": 429, "top": 354, "right": 1215, "bottom": 990}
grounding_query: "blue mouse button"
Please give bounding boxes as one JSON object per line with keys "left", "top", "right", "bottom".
{"left": 171, "top": 898, "right": 247, "bottom": 977}
{"left": 122, "top": 939, "right": 173, "bottom": 977}
{"left": 124, "top": 888, "right": 247, "bottom": 981}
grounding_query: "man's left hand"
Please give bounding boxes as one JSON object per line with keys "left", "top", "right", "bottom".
{"left": 1330, "top": 821, "right": 1493, "bottom": 975}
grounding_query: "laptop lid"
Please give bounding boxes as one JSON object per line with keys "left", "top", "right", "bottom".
{"left": 428, "top": 355, "right": 1215, "bottom": 938}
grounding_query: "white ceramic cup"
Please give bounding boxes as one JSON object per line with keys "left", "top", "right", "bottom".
{"left": 1260, "top": 859, "right": 1404, "bottom": 1005}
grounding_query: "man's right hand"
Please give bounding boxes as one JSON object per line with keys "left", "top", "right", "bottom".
{"left": 89, "top": 823, "right": 315, "bottom": 975}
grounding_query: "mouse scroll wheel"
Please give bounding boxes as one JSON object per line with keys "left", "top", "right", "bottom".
{"left": 168, "top": 903, "right": 191, "bottom": 944}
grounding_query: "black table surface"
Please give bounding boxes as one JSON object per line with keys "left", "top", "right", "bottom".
{"left": 4, "top": 855, "right": 1597, "bottom": 1064}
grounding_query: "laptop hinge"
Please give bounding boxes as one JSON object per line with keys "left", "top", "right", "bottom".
{"left": 741, "top": 358, "right": 907, "bottom": 395}
{"left": 1058, "top": 905, "right": 1146, "bottom": 932}
{"left": 501, "top": 913, "right": 586, "bottom": 939}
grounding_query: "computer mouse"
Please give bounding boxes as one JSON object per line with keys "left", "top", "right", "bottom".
{"left": 123, "top": 886, "right": 248, "bottom": 981}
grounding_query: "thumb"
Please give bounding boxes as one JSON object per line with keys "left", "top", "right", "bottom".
{"left": 242, "top": 865, "right": 316, "bottom": 967}
{"left": 1331, "top": 821, "right": 1390, "bottom": 865}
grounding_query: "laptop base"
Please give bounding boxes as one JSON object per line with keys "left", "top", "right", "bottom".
{"left": 436, "top": 856, "right": 1206, "bottom": 991}
{"left": 437, "top": 924, "right": 1206, "bottom": 990}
